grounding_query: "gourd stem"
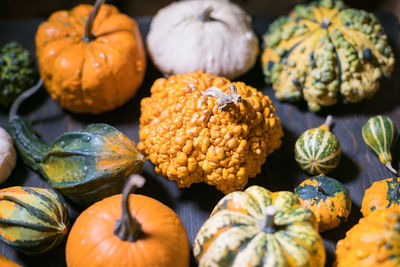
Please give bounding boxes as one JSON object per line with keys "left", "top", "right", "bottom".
{"left": 317, "top": 184, "right": 326, "bottom": 195}
{"left": 83, "top": 0, "right": 106, "bottom": 42}
{"left": 386, "top": 162, "right": 398, "bottom": 175}
{"left": 261, "top": 206, "right": 276, "bottom": 234}
{"left": 201, "top": 84, "right": 242, "bottom": 112}
{"left": 391, "top": 179, "right": 400, "bottom": 200}
{"left": 320, "top": 115, "right": 333, "bottom": 131}
{"left": 113, "top": 174, "right": 145, "bottom": 242}
{"left": 9, "top": 78, "right": 43, "bottom": 122}
{"left": 199, "top": 7, "right": 213, "bottom": 21}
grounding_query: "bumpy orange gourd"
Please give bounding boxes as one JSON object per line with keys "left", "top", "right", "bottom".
{"left": 35, "top": 0, "right": 146, "bottom": 114}
{"left": 66, "top": 175, "right": 189, "bottom": 267}
{"left": 361, "top": 177, "right": 400, "bottom": 217}
{"left": 336, "top": 207, "right": 400, "bottom": 267}
{"left": 138, "top": 71, "right": 283, "bottom": 193}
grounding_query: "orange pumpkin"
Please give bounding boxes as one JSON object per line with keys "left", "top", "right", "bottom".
{"left": 0, "top": 255, "right": 21, "bottom": 267}
{"left": 35, "top": 0, "right": 146, "bottom": 114}
{"left": 66, "top": 175, "right": 190, "bottom": 267}
{"left": 336, "top": 207, "right": 400, "bottom": 266}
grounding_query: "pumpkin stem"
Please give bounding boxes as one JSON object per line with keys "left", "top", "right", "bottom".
{"left": 391, "top": 178, "right": 400, "bottom": 200}
{"left": 199, "top": 7, "right": 214, "bottom": 21}
{"left": 260, "top": 206, "right": 276, "bottom": 233}
{"left": 319, "top": 115, "right": 333, "bottom": 131}
{"left": 317, "top": 184, "right": 326, "bottom": 195}
{"left": 113, "top": 174, "right": 146, "bottom": 242}
{"left": 83, "top": 0, "right": 106, "bottom": 42}
{"left": 386, "top": 162, "right": 398, "bottom": 175}
{"left": 9, "top": 78, "right": 43, "bottom": 122}
{"left": 202, "top": 84, "right": 242, "bottom": 112}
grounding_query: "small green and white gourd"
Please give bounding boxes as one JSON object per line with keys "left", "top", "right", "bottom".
{"left": 362, "top": 115, "right": 398, "bottom": 174}
{"left": 295, "top": 116, "right": 341, "bottom": 175}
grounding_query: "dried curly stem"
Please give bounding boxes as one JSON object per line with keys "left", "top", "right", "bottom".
{"left": 386, "top": 162, "right": 398, "bottom": 175}
{"left": 9, "top": 78, "right": 43, "bottom": 122}
{"left": 202, "top": 84, "right": 242, "bottom": 112}
{"left": 83, "top": 0, "right": 106, "bottom": 42}
{"left": 317, "top": 184, "right": 326, "bottom": 195}
{"left": 113, "top": 174, "right": 146, "bottom": 242}
{"left": 319, "top": 115, "right": 333, "bottom": 131}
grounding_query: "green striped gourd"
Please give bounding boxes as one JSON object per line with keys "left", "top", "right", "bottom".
{"left": 193, "top": 186, "right": 325, "bottom": 267}
{"left": 8, "top": 80, "right": 144, "bottom": 205}
{"left": 261, "top": 0, "right": 395, "bottom": 112}
{"left": 295, "top": 116, "right": 341, "bottom": 175}
{"left": 362, "top": 115, "right": 398, "bottom": 174}
{"left": 0, "top": 186, "right": 68, "bottom": 255}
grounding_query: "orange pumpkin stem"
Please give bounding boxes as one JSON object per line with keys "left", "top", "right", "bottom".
{"left": 83, "top": 0, "right": 106, "bottom": 42}
{"left": 9, "top": 79, "right": 43, "bottom": 121}
{"left": 260, "top": 206, "right": 276, "bottom": 233}
{"left": 113, "top": 174, "right": 145, "bottom": 242}
{"left": 319, "top": 115, "right": 333, "bottom": 131}
{"left": 202, "top": 84, "right": 242, "bottom": 112}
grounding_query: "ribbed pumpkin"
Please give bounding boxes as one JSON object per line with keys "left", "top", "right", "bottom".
{"left": 35, "top": 0, "right": 146, "bottom": 114}
{"left": 0, "top": 186, "right": 68, "bottom": 255}
{"left": 361, "top": 177, "right": 400, "bottom": 217}
{"left": 138, "top": 71, "right": 283, "bottom": 194}
{"left": 261, "top": 0, "right": 395, "bottom": 111}
{"left": 193, "top": 186, "right": 325, "bottom": 267}
{"left": 336, "top": 207, "right": 400, "bottom": 267}
{"left": 295, "top": 175, "right": 351, "bottom": 232}
{"left": 66, "top": 175, "right": 190, "bottom": 267}
{"left": 294, "top": 116, "right": 341, "bottom": 175}
{"left": 8, "top": 80, "right": 144, "bottom": 205}
{"left": 362, "top": 115, "right": 398, "bottom": 174}
{"left": 0, "top": 255, "right": 21, "bottom": 267}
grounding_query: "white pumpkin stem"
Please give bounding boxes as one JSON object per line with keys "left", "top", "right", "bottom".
{"left": 202, "top": 84, "right": 242, "bottom": 112}
{"left": 9, "top": 78, "right": 43, "bottom": 122}
{"left": 83, "top": 0, "right": 106, "bottom": 42}
{"left": 260, "top": 206, "right": 276, "bottom": 233}
{"left": 199, "top": 7, "right": 213, "bottom": 21}
{"left": 114, "top": 174, "right": 145, "bottom": 242}
{"left": 386, "top": 162, "right": 398, "bottom": 175}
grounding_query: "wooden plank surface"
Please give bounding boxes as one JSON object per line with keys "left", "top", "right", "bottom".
{"left": 0, "top": 14, "right": 399, "bottom": 266}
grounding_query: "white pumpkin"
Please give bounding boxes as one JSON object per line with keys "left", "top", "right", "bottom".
{"left": 0, "top": 126, "right": 16, "bottom": 183}
{"left": 147, "top": 0, "right": 259, "bottom": 79}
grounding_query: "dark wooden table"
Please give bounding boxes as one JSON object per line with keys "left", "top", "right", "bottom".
{"left": 0, "top": 14, "right": 399, "bottom": 267}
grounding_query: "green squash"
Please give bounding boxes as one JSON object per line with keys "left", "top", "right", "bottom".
{"left": 362, "top": 115, "right": 398, "bottom": 174}
{"left": 193, "top": 186, "right": 325, "bottom": 267}
{"left": 261, "top": 0, "right": 395, "bottom": 112}
{"left": 0, "top": 186, "right": 68, "bottom": 255}
{"left": 295, "top": 175, "right": 351, "bottom": 232}
{"left": 295, "top": 116, "right": 341, "bottom": 175}
{"left": 8, "top": 80, "right": 144, "bottom": 205}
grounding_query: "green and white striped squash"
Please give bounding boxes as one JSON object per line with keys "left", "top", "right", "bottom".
{"left": 0, "top": 186, "right": 68, "bottom": 255}
{"left": 193, "top": 186, "right": 325, "bottom": 267}
{"left": 362, "top": 115, "right": 398, "bottom": 174}
{"left": 295, "top": 116, "right": 341, "bottom": 175}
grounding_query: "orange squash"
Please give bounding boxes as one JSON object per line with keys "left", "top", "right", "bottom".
{"left": 0, "top": 255, "right": 21, "bottom": 267}
{"left": 35, "top": 0, "right": 146, "bottom": 114}
{"left": 336, "top": 207, "right": 400, "bottom": 266}
{"left": 66, "top": 175, "right": 189, "bottom": 267}
{"left": 361, "top": 177, "right": 400, "bottom": 216}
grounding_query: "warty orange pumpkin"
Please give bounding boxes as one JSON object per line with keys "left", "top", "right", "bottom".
{"left": 138, "top": 71, "right": 283, "bottom": 193}
{"left": 35, "top": 0, "right": 146, "bottom": 114}
{"left": 66, "top": 175, "right": 190, "bottom": 267}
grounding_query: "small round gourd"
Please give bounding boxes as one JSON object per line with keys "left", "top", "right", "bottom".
{"left": 295, "top": 116, "right": 341, "bottom": 175}
{"left": 362, "top": 115, "right": 398, "bottom": 174}
{"left": 0, "top": 126, "right": 16, "bottom": 183}
{"left": 361, "top": 177, "right": 400, "bottom": 217}
{"left": 295, "top": 175, "right": 351, "bottom": 232}
{"left": 0, "top": 186, "right": 69, "bottom": 255}
{"left": 147, "top": 0, "right": 259, "bottom": 79}
{"left": 336, "top": 207, "right": 400, "bottom": 266}
{"left": 262, "top": 0, "right": 395, "bottom": 112}
{"left": 193, "top": 186, "right": 325, "bottom": 267}
{"left": 66, "top": 175, "right": 190, "bottom": 267}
